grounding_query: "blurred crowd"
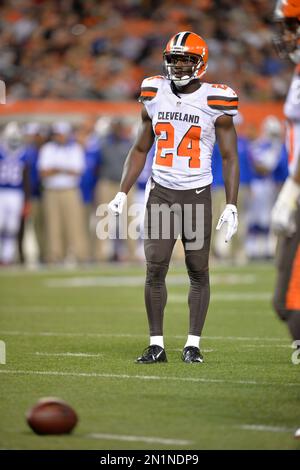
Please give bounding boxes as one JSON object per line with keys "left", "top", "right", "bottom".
{"left": 0, "top": 0, "right": 294, "bottom": 102}
{"left": 0, "top": 114, "right": 288, "bottom": 266}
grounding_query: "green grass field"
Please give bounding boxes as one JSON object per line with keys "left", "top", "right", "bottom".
{"left": 0, "top": 262, "right": 299, "bottom": 450}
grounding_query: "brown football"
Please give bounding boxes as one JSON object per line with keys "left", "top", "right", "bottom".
{"left": 26, "top": 397, "right": 78, "bottom": 435}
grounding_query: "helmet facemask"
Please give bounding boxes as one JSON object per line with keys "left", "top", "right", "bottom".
{"left": 163, "top": 52, "right": 205, "bottom": 87}
{"left": 273, "top": 17, "right": 300, "bottom": 63}
{"left": 3, "top": 122, "right": 23, "bottom": 151}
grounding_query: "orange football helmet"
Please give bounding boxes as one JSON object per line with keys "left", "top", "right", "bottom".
{"left": 163, "top": 32, "right": 209, "bottom": 86}
{"left": 274, "top": 0, "right": 300, "bottom": 63}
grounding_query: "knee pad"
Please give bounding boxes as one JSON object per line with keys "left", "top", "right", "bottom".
{"left": 185, "top": 252, "right": 209, "bottom": 284}
{"left": 185, "top": 251, "right": 209, "bottom": 273}
{"left": 187, "top": 268, "right": 209, "bottom": 286}
{"left": 146, "top": 262, "right": 169, "bottom": 286}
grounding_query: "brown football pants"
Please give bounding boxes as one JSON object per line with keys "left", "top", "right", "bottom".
{"left": 144, "top": 179, "right": 212, "bottom": 337}
{"left": 273, "top": 204, "right": 300, "bottom": 341}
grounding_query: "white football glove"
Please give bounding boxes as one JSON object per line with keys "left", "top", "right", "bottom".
{"left": 108, "top": 192, "right": 127, "bottom": 215}
{"left": 271, "top": 177, "right": 300, "bottom": 236}
{"left": 216, "top": 204, "right": 238, "bottom": 243}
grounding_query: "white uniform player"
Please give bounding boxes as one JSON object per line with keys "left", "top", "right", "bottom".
{"left": 109, "top": 31, "right": 240, "bottom": 364}
{"left": 284, "top": 64, "right": 300, "bottom": 177}
{"left": 271, "top": 0, "right": 300, "bottom": 440}
{"left": 140, "top": 75, "right": 238, "bottom": 190}
{"left": 271, "top": 1, "right": 300, "bottom": 235}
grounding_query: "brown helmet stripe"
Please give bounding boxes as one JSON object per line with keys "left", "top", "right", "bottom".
{"left": 172, "top": 33, "right": 181, "bottom": 46}
{"left": 180, "top": 31, "right": 191, "bottom": 46}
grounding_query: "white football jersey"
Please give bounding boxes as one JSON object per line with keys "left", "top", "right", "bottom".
{"left": 139, "top": 76, "right": 238, "bottom": 190}
{"left": 284, "top": 64, "right": 300, "bottom": 176}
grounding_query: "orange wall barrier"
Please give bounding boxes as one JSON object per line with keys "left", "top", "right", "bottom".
{"left": 0, "top": 100, "right": 285, "bottom": 133}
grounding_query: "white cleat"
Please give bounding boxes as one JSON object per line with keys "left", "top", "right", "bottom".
{"left": 294, "top": 428, "right": 300, "bottom": 439}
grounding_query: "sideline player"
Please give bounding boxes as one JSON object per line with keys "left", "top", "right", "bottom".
{"left": 272, "top": 1, "right": 300, "bottom": 346}
{"left": 0, "top": 122, "right": 30, "bottom": 264}
{"left": 271, "top": 0, "right": 300, "bottom": 441}
{"left": 109, "top": 32, "right": 240, "bottom": 363}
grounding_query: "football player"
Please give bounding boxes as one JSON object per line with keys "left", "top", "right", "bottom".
{"left": 272, "top": 0, "right": 300, "bottom": 344}
{"left": 0, "top": 122, "right": 30, "bottom": 264}
{"left": 271, "top": 0, "right": 300, "bottom": 441}
{"left": 109, "top": 32, "right": 240, "bottom": 363}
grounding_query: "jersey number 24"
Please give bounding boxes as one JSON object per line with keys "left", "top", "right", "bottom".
{"left": 154, "top": 122, "right": 201, "bottom": 168}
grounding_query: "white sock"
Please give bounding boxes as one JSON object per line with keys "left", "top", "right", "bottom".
{"left": 150, "top": 336, "right": 164, "bottom": 349}
{"left": 184, "top": 335, "right": 200, "bottom": 349}
{"left": 2, "top": 236, "right": 16, "bottom": 263}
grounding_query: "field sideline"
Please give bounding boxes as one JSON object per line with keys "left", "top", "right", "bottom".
{"left": 0, "top": 262, "right": 299, "bottom": 450}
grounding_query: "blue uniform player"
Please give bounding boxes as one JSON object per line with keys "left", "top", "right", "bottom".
{"left": 212, "top": 126, "right": 252, "bottom": 262}
{"left": 0, "top": 122, "right": 30, "bottom": 264}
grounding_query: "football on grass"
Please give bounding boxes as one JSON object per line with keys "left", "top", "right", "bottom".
{"left": 26, "top": 397, "right": 78, "bottom": 435}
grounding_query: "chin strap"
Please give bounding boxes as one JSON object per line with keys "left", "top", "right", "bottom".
{"left": 170, "top": 79, "right": 201, "bottom": 96}
{"left": 170, "top": 81, "right": 181, "bottom": 97}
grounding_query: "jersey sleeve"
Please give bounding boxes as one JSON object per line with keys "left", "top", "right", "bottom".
{"left": 206, "top": 84, "right": 239, "bottom": 117}
{"left": 138, "top": 76, "right": 164, "bottom": 118}
{"left": 284, "top": 66, "right": 300, "bottom": 121}
{"left": 37, "top": 143, "right": 52, "bottom": 171}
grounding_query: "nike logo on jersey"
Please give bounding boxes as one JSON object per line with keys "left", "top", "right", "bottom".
{"left": 195, "top": 188, "right": 206, "bottom": 194}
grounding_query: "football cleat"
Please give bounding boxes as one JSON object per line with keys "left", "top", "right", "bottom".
{"left": 182, "top": 346, "right": 204, "bottom": 363}
{"left": 135, "top": 345, "right": 167, "bottom": 364}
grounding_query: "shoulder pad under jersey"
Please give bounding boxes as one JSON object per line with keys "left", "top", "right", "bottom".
{"left": 138, "top": 76, "right": 165, "bottom": 103}
{"left": 206, "top": 83, "right": 239, "bottom": 116}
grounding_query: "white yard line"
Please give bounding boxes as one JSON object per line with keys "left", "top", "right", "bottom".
{"left": 199, "top": 335, "right": 288, "bottom": 342}
{"left": 44, "top": 274, "right": 256, "bottom": 288}
{"left": 0, "top": 263, "right": 272, "bottom": 276}
{"left": 0, "top": 331, "right": 144, "bottom": 338}
{"left": 1, "top": 306, "right": 81, "bottom": 314}
{"left": 0, "top": 369, "right": 299, "bottom": 388}
{"left": 31, "top": 352, "right": 102, "bottom": 357}
{"left": 237, "top": 424, "right": 295, "bottom": 433}
{"left": 170, "top": 348, "right": 214, "bottom": 353}
{"left": 240, "top": 344, "right": 292, "bottom": 349}
{"left": 0, "top": 330, "right": 289, "bottom": 342}
{"left": 86, "top": 433, "right": 192, "bottom": 446}
{"left": 1, "top": 291, "right": 269, "bottom": 319}
{"left": 169, "top": 292, "right": 271, "bottom": 302}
